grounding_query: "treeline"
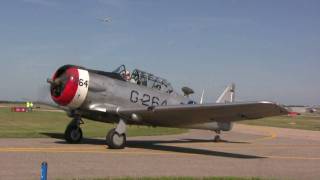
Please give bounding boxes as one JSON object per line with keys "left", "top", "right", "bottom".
{"left": 0, "top": 101, "right": 26, "bottom": 104}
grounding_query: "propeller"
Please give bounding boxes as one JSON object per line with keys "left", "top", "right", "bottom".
{"left": 32, "top": 81, "right": 69, "bottom": 111}
{"left": 46, "top": 72, "right": 71, "bottom": 97}
{"left": 47, "top": 78, "right": 60, "bottom": 86}
{"left": 47, "top": 72, "right": 69, "bottom": 87}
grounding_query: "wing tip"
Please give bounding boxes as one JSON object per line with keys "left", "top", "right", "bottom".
{"left": 258, "top": 101, "right": 289, "bottom": 115}
{"left": 258, "top": 100, "right": 276, "bottom": 104}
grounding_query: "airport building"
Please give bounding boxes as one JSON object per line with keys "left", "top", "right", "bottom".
{"left": 286, "top": 105, "right": 316, "bottom": 114}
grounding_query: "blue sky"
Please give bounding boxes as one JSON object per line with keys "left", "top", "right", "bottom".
{"left": 0, "top": 0, "right": 319, "bottom": 105}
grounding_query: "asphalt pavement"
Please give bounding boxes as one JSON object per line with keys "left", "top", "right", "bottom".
{"left": 0, "top": 124, "right": 319, "bottom": 180}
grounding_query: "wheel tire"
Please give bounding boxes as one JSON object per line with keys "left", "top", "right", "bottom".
{"left": 213, "top": 135, "right": 221, "bottom": 142}
{"left": 106, "top": 128, "right": 126, "bottom": 149}
{"left": 64, "top": 124, "right": 83, "bottom": 144}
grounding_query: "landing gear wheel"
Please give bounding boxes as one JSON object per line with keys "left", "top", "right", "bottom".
{"left": 64, "top": 124, "right": 83, "bottom": 144}
{"left": 106, "top": 128, "right": 126, "bottom": 149}
{"left": 213, "top": 135, "right": 221, "bottom": 142}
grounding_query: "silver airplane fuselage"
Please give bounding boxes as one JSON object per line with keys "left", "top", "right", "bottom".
{"left": 50, "top": 65, "right": 231, "bottom": 132}
{"left": 48, "top": 64, "right": 286, "bottom": 149}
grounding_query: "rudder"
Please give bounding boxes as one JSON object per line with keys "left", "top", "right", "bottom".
{"left": 216, "top": 83, "right": 235, "bottom": 103}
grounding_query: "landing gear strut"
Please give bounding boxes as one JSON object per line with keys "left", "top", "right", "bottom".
{"left": 213, "top": 130, "right": 222, "bottom": 142}
{"left": 64, "top": 116, "right": 84, "bottom": 144}
{"left": 106, "top": 119, "right": 127, "bottom": 149}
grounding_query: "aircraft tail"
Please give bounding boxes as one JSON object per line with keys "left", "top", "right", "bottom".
{"left": 216, "top": 83, "right": 235, "bottom": 103}
{"left": 200, "top": 89, "right": 205, "bottom": 104}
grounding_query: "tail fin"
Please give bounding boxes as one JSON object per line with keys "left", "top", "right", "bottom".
{"left": 200, "top": 89, "right": 205, "bottom": 104}
{"left": 216, "top": 83, "right": 235, "bottom": 103}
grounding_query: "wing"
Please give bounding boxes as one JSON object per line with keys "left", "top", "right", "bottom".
{"left": 116, "top": 101, "right": 288, "bottom": 127}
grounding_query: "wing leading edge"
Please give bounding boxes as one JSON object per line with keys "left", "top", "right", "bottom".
{"left": 116, "top": 101, "right": 288, "bottom": 127}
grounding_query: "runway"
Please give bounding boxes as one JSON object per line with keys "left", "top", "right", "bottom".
{"left": 0, "top": 124, "right": 320, "bottom": 180}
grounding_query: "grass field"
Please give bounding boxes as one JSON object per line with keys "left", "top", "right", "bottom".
{"left": 1, "top": 103, "right": 320, "bottom": 138}
{"left": 0, "top": 107, "right": 186, "bottom": 138}
{"left": 239, "top": 114, "right": 320, "bottom": 131}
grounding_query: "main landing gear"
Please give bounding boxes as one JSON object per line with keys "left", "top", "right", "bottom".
{"left": 106, "top": 119, "right": 127, "bottom": 149}
{"left": 64, "top": 116, "right": 84, "bottom": 143}
{"left": 64, "top": 116, "right": 127, "bottom": 149}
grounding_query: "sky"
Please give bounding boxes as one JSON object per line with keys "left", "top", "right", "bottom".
{"left": 0, "top": 0, "right": 319, "bottom": 105}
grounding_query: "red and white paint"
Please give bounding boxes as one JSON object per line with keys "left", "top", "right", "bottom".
{"left": 51, "top": 67, "right": 90, "bottom": 109}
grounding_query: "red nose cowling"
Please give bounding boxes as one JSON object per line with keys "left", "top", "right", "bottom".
{"left": 51, "top": 66, "right": 79, "bottom": 106}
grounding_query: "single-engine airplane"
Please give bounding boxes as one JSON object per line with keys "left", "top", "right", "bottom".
{"left": 47, "top": 64, "right": 287, "bottom": 149}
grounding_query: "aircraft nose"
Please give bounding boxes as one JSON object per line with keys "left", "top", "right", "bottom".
{"left": 49, "top": 66, "right": 79, "bottom": 106}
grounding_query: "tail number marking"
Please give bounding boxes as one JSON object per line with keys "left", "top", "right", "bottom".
{"left": 130, "top": 90, "right": 167, "bottom": 107}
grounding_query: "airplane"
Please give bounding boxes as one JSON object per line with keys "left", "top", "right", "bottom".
{"left": 47, "top": 64, "right": 288, "bottom": 149}
{"left": 97, "top": 17, "right": 112, "bottom": 23}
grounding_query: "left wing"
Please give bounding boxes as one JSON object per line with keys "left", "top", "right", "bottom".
{"left": 115, "top": 101, "right": 288, "bottom": 127}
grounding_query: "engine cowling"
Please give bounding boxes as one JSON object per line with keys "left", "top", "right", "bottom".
{"left": 49, "top": 65, "right": 90, "bottom": 109}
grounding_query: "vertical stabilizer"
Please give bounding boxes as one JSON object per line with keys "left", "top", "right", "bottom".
{"left": 216, "top": 83, "right": 235, "bottom": 103}
{"left": 200, "top": 89, "right": 205, "bottom": 104}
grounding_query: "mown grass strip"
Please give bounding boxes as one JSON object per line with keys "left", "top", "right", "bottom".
{"left": 0, "top": 107, "right": 186, "bottom": 138}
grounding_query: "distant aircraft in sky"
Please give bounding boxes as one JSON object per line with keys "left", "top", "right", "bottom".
{"left": 97, "top": 17, "right": 112, "bottom": 23}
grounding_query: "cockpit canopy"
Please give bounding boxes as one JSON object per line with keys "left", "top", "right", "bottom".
{"left": 113, "top": 65, "right": 174, "bottom": 94}
{"left": 131, "top": 69, "right": 174, "bottom": 94}
{"left": 112, "top": 65, "right": 127, "bottom": 75}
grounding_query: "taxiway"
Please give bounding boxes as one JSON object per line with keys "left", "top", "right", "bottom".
{"left": 0, "top": 124, "right": 319, "bottom": 180}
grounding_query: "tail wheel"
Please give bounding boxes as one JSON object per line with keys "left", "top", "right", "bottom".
{"left": 64, "top": 124, "right": 83, "bottom": 143}
{"left": 213, "top": 135, "right": 221, "bottom": 142}
{"left": 106, "top": 128, "right": 126, "bottom": 149}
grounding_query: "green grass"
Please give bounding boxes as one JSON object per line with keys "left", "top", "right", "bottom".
{"left": 239, "top": 114, "right": 320, "bottom": 131}
{"left": 0, "top": 107, "right": 186, "bottom": 138}
{"left": 56, "top": 177, "right": 274, "bottom": 180}
{"left": 1, "top": 103, "right": 320, "bottom": 138}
